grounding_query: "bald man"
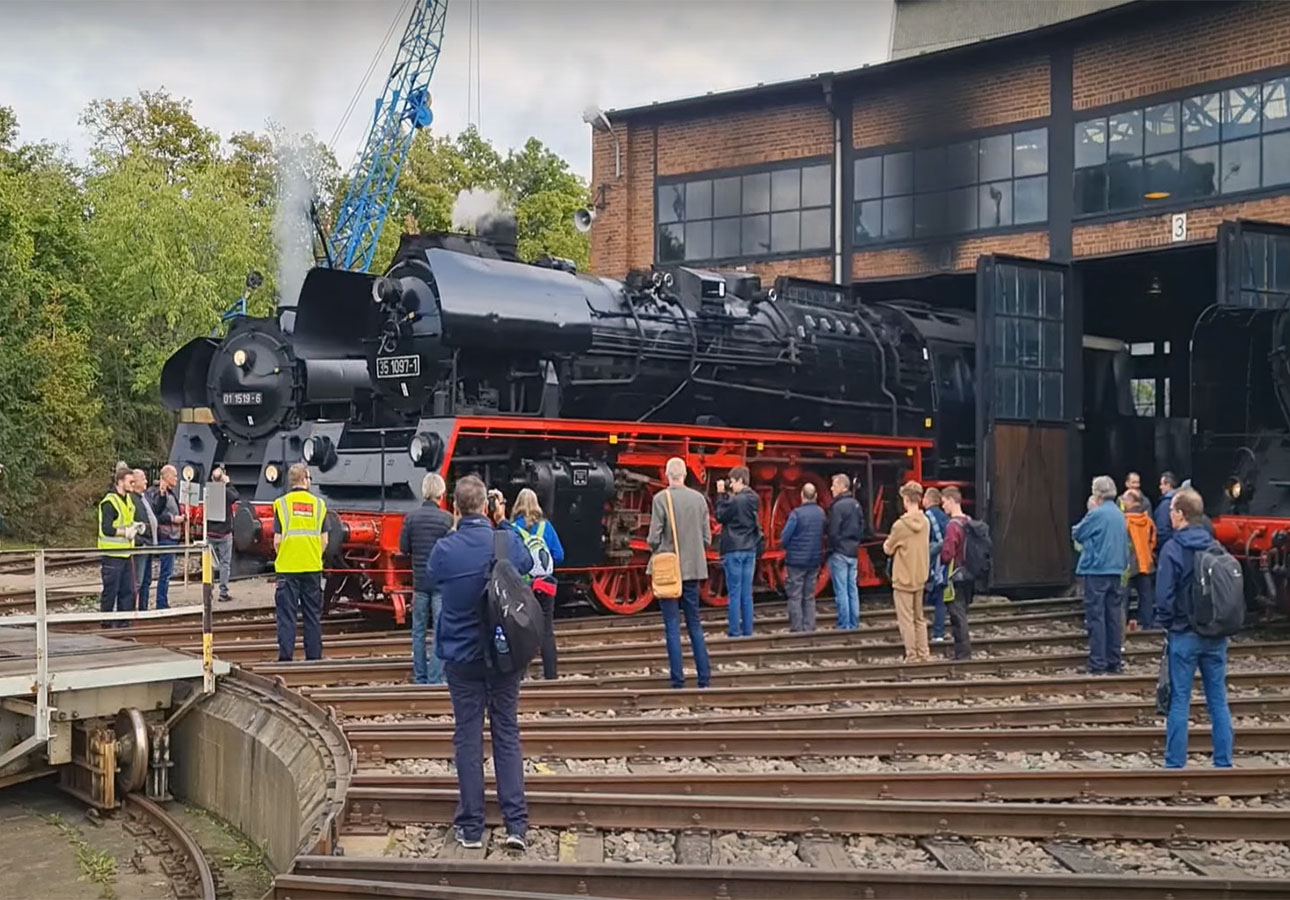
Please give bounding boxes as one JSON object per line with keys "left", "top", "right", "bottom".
{"left": 142, "top": 465, "right": 185, "bottom": 610}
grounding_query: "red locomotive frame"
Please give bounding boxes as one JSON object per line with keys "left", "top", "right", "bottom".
{"left": 218, "top": 415, "right": 932, "bottom": 621}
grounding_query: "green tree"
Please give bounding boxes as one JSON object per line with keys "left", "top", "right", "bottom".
{"left": 82, "top": 153, "right": 275, "bottom": 457}
{"left": 80, "top": 88, "right": 219, "bottom": 176}
{"left": 0, "top": 110, "right": 107, "bottom": 542}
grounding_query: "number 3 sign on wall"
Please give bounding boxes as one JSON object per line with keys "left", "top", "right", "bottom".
{"left": 1171, "top": 213, "right": 1187, "bottom": 243}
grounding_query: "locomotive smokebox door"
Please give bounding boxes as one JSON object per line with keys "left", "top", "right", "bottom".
{"left": 521, "top": 459, "right": 613, "bottom": 568}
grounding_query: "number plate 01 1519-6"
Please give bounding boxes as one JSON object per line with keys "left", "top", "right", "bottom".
{"left": 376, "top": 355, "right": 421, "bottom": 379}
{"left": 222, "top": 391, "right": 263, "bottom": 406}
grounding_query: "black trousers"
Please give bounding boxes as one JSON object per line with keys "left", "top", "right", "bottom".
{"left": 275, "top": 573, "right": 323, "bottom": 661}
{"left": 538, "top": 589, "right": 558, "bottom": 680}
{"left": 947, "top": 579, "right": 974, "bottom": 660}
{"left": 99, "top": 557, "right": 135, "bottom": 627}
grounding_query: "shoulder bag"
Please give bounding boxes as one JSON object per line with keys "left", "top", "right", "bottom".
{"left": 650, "top": 489, "right": 684, "bottom": 599}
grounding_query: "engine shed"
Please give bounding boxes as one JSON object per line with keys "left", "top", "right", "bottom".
{"left": 587, "top": 0, "right": 1290, "bottom": 600}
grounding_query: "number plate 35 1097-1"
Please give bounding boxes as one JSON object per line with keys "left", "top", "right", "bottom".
{"left": 376, "top": 355, "right": 421, "bottom": 379}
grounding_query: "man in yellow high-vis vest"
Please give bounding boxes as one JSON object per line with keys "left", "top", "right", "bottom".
{"left": 273, "top": 463, "right": 329, "bottom": 661}
{"left": 99, "top": 466, "right": 143, "bottom": 627}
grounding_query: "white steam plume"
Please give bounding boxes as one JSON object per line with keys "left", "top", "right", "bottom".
{"left": 273, "top": 139, "right": 316, "bottom": 310}
{"left": 451, "top": 188, "right": 507, "bottom": 232}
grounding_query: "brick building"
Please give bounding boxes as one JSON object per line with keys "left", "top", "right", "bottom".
{"left": 585, "top": 0, "right": 1290, "bottom": 590}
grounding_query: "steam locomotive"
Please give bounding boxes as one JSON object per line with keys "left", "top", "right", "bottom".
{"left": 1190, "top": 303, "right": 1290, "bottom": 617}
{"left": 162, "top": 217, "right": 974, "bottom": 616}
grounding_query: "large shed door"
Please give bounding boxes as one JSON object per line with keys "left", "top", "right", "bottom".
{"left": 1217, "top": 219, "right": 1290, "bottom": 309}
{"left": 975, "top": 255, "right": 1076, "bottom": 591}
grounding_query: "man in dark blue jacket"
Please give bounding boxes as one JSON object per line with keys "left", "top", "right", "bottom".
{"left": 779, "top": 482, "right": 826, "bottom": 632}
{"left": 1154, "top": 487, "right": 1234, "bottom": 769}
{"left": 427, "top": 475, "right": 533, "bottom": 852}
{"left": 827, "top": 474, "right": 865, "bottom": 630}
{"left": 399, "top": 472, "right": 454, "bottom": 684}
{"left": 1153, "top": 471, "right": 1179, "bottom": 554}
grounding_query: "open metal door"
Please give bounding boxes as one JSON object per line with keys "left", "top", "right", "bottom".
{"left": 1216, "top": 219, "right": 1290, "bottom": 309}
{"left": 976, "top": 255, "right": 1077, "bottom": 591}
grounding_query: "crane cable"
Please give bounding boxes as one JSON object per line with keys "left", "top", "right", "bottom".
{"left": 328, "top": 0, "right": 412, "bottom": 153}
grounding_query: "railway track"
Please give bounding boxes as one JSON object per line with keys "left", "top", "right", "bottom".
{"left": 349, "top": 765, "right": 1290, "bottom": 802}
{"left": 121, "top": 793, "right": 217, "bottom": 900}
{"left": 275, "top": 856, "right": 1290, "bottom": 899}
{"left": 306, "top": 667, "right": 1290, "bottom": 715}
{"left": 250, "top": 636, "right": 1290, "bottom": 688}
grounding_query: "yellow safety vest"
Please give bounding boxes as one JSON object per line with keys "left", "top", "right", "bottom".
{"left": 98, "top": 491, "right": 135, "bottom": 558}
{"left": 273, "top": 489, "right": 326, "bottom": 574}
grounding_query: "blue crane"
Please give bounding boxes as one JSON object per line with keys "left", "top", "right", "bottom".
{"left": 326, "top": 0, "right": 449, "bottom": 272}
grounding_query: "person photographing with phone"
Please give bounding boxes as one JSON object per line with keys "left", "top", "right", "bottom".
{"left": 715, "top": 466, "right": 761, "bottom": 637}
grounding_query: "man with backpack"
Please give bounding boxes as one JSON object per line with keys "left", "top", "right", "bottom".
{"left": 427, "top": 475, "right": 535, "bottom": 852}
{"left": 938, "top": 486, "right": 986, "bottom": 660}
{"left": 1154, "top": 487, "right": 1237, "bottom": 769}
{"left": 1072, "top": 476, "right": 1130, "bottom": 674}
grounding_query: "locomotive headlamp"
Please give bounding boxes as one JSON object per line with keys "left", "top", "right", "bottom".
{"left": 409, "top": 431, "right": 444, "bottom": 469}
{"left": 1226, "top": 476, "right": 1243, "bottom": 500}
{"left": 181, "top": 464, "right": 196, "bottom": 482}
{"left": 264, "top": 464, "right": 281, "bottom": 485}
{"left": 303, "top": 435, "right": 338, "bottom": 472}
{"left": 232, "top": 349, "right": 248, "bottom": 368}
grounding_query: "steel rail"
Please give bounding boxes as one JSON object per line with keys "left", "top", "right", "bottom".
{"left": 276, "top": 858, "right": 1290, "bottom": 900}
{"left": 199, "top": 608, "right": 1089, "bottom": 664}
{"left": 347, "top": 764, "right": 1290, "bottom": 803}
{"left": 123, "top": 793, "right": 217, "bottom": 900}
{"left": 344, "top": 723, "right": 1290, "bottom": 764}
{"left": 305, "top": 669, "right": 1290, "bottom": 716}
{"left": 336, "top": 787, "right": 1290, "bottom": 841}
{"left": 551, "top": 596, "right": 1082, "bottom": 641}
{"left": 339, "top": 692, "right": 1290, "bottom": 732}
{"left": 251, "top": 638, "right": 1290, "bottom": 688}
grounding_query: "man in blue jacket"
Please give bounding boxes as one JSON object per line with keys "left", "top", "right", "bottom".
{"left": 1071, "top": 475, "right": 1129, "bottom": 675}
{"left": 779, "top": 482, "right": 826, "bottom": 632}
{"left": 427, "top": 475, "right": 533, "bottom": 852}
{"left": 1153, "top": 471, "right": 1179, "bottom": 553}
{"left": 1154, "top": 487, "right": 1234, "bottom": 769}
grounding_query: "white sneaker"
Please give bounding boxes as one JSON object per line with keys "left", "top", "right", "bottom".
{"left": 454, "top": 827, "right": 483, "bottom": 849}
{"left": 931, "top": 636, "right": 946, "bottom": 643}
{"left": 504, "top": 832, "right": 527, "bottom": 852}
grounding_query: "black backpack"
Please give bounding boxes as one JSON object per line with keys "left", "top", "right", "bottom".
{"left": 1190, "top": 541, "right": 1244, "bottom": 637}
{"left": 481, "top": 529, "right": 544, "bottom": 674}
{"left": 960, "top": 518, "right": 992, "bottom": 581}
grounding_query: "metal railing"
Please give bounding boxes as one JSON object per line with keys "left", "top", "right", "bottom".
{"left": 0, "top": 543, "right": 218, "bottom": 772}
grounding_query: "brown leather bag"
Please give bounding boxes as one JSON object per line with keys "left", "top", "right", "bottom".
{"left": 650, "top": 488, "right": 684, "bottom": 599}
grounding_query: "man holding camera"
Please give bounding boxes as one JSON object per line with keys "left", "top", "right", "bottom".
{"left": 99, "top": 466, "right": 144, "bottom": 626}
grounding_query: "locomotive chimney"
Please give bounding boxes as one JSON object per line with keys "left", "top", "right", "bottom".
{"left": 476, "top": 211, "right": 519, "bottom": 262}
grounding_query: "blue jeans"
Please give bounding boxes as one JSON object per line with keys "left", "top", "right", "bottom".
{"left": 1082, "top": 574, "right": 1124, "bottom": 673}
{"left": 1165, "top": 630, "right": 1234, "bottom": 769}
{"left": 445, "top": 661, "right": 527, "bottom": 840}
{"left": 139, "top": 538, "right": 177, "bottom": 610}
{"left": 412, "top": 589, "right": 444, "bottom": 685}
{"left": 926, "top": 579, "right": 946, "bottom": 639}
{"left": 828, "top": 552, "right": 859, "bottom": 629}
{"left": 722, "top": 550, "right": 756, "bottom": 636}
{"left": 660, "top": 580, "right": 711, "bottom": 689}
{"left": 275, "top": 573, "right": 323, "bottom": 661}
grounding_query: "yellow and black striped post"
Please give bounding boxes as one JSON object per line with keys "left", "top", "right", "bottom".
{"left": 201, "top": 545, "right": 214, "bottom": 693}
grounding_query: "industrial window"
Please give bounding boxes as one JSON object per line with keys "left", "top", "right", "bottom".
{"left": 656, "top": 162, "right": 832, "bottom": 264}
{"left": 1074, "top": 76, "right": 1290, "bottom": 215}
{"left": 853, "top": 128, "right": 1048, "bottom": 246}
{"left": 989, "top": 263, "right": 1065, "bottom": 421}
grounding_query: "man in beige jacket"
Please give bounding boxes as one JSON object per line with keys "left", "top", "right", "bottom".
{"left": 882, "top": 481, "right": 932, "bottom": 662}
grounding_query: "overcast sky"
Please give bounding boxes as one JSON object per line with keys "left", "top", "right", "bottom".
{"left": 0, "top": 0, "right": 894, "bottom": 178}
